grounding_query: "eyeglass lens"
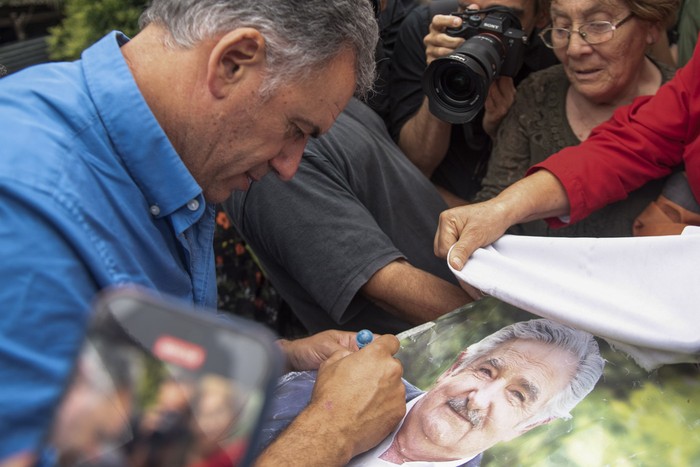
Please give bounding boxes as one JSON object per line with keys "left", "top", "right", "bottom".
{"left": 541, "top": 14, "right": 633, "bottom": 48}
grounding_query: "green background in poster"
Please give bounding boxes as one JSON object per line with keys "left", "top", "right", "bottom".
{"left": 396, "top": 298, "right": 700, "bottom": 466}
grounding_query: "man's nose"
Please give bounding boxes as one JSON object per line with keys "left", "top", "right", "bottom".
{"left": 270, "top": 138, "right": 306, "bottom": 181}
{"left": 468, "top": 380, "right": 504, "bottom": 409}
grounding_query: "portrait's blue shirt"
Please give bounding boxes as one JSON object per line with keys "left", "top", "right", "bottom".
{"left": 0, "top": 31, "right": 217, "bottom": 458}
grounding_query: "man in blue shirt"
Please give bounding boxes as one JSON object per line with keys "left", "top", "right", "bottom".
{"left": 0, "top": 1, "right": 407, "bottom": 465}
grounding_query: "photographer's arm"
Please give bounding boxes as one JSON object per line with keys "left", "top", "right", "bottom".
{"left": 483, "top": 76, "right": 516, "bottom": 138}
{"left": 397, "top": 14, "right": 464, "bottom": 177}
{"left": 398, "top": 98, "right": 452, "bottom": 177}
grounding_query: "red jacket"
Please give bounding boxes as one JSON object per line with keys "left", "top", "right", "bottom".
{"left": 529, "top": 34, "right": 700, "bottom": 227}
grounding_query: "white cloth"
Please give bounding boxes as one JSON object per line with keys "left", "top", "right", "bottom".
{"left": 449, "top": 227, "right": 700, "bottom": 370}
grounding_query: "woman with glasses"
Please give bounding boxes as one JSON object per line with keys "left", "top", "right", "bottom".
{"left": 472, "top": 0, "right": 679, "bottom": 238}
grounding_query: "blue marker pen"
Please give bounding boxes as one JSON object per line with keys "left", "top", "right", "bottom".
{"left": 356, "top": 329, "right": 374, "bottom": 349}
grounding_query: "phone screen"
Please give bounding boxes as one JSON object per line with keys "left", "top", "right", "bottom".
{"left": 43, "top": 287, "right": 282, "bottom": 467}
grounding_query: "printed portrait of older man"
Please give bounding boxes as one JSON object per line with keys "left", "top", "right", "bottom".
{"left": 258, "top": 319, "right": 605, "bottom": 466}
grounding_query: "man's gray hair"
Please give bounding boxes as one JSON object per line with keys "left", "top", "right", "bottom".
{"left": 138, "top": 0, "right": 379, "bottom": 99}
{"left": 459, "top": 319, "right": 605, "bottom": 424}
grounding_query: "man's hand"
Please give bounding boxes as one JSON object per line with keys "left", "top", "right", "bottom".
{"left": 434, "top": 199, "right": 512, "bottom": 271}
{"left": 310, "top": 335, "right": 406, "bottom": 456}
{"left": 278, "top": 330, "right": 361, "bottom": 371}
{"left": 256, "top": 335, "right": 405, "bottom": 466}
{"left": 483, "top": 76, "right": 516, "bottom": 137}
{"left": 434, "top": 171, "right": 571, "bottom": 270}
{"left": 424, "top": 14, "right": 465, "bottom": 65}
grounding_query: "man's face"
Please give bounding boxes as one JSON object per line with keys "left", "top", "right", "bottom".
{"left": 400, "top": 339, "right": 577, "bottom": 461}
{"left": 182, "top": 48, "right": 357, "bottom": 203}
{"left": 459, "top": 0, "right": 540, "bottom": 35}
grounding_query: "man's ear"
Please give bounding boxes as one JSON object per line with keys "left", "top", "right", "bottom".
{"left": 207, "top": 28, "right": 266, "bottom": 99}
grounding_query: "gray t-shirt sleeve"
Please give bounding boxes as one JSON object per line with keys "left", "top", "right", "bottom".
{"left": 234, "top": 155, "right": 405, "bottom": 324}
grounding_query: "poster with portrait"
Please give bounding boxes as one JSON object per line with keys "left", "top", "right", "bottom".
{"left": 395, "top": 297, "right": 700, "bottom": 466}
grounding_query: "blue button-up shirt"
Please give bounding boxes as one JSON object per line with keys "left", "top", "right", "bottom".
{"left": 0, "top": 32, "right": 217, "bottom": 458}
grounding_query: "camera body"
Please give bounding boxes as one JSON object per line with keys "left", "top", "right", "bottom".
{"left": 422, "top": 6, "right": 528, "bottom": 124}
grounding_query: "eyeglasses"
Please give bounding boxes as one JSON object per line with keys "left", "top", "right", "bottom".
{"left": 538, "top": 13, "right": 634, "bottom": 49}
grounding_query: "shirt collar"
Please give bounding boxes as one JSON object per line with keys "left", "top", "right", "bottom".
{"left": 81, "top": 31, "right": 202, "bottom": 218}
{"left": 350, "top": 394, "right": 477, "bottom": 467}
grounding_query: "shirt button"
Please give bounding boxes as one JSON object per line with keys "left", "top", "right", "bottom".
{"left": 187, "top": 199, "right": 200, "bottom": 211}
{"left": 150, "top": 205, "right": 161, "bottom": 216}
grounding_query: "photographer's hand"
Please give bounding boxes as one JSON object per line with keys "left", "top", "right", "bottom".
{"left": 424, "top": 14, "right": 465, "bottom": 65}
{"left": 484, "top": 76, "right": 516, "bottom": 138}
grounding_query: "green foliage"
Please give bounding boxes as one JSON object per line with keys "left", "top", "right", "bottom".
{"left": 47, "top": 0, "right": 148, "bottom": 60}
{"left": 484, "top": 379, "right": 700, "bottom": 466}
{"left": 0, "top": 1, "right": 63, "bottom": 6}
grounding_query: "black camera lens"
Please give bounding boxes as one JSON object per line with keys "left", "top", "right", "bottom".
{"left": 423, "top": 56, "right": 487, "bottom": 124}
{"left": 440, "top": 65, "right": 478, "bottom": 102}
{"left": 423, "top": 33, "right": 507, "bottom": 124}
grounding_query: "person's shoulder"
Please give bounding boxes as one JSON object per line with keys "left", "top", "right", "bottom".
{"left": 516, "top": 64, "right": 567, "bottom": 103}
{"left": 400, "top": 0, "right": 459, "bottom": 32}
{"left": 402, "top": 3, "right": 431, "bottom": 29}
{"left": 342, "top": 98, "right": 385, "bottom": 129}
{"left": 0, "top": 61, "right": 89, "bottom": 127}
{"left": 308, "top": 99, "right": 387, "bottom": 154}
{"left": 0, "top": 63, "right": 95, "bottom": 186}
{"left": 520, "top": 63, "right": 566, "bottom": 86}
{"left": 650, "top": 55, "right": 679, "bottom": 83}
{"left": 425, "top": 0, "right": 460, "bottom": 17}
{"left": 397, "top": 1, "right": 440, "bottom": 38}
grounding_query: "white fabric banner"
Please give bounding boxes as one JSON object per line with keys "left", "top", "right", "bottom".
{"left": 449, "top": 227, "right": 700, "bottom": 370}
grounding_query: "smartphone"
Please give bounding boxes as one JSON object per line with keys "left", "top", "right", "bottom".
{"left": 42, "top": 286, "right": 283, "bottom": 467}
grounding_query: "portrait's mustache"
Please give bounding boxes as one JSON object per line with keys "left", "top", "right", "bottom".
{"left": 448, "top": 398, "right": 483, "bottom": 428}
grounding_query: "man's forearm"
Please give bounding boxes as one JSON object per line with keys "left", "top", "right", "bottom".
{"left": 496, "top": 169, "right": 571, "bottom": 225}
{"left": 255, "top": 402, "right": 354, "bottom": 467}
{"left": 435, "top": 169, "right": 572, "bottom": 270}
{"left": 361, "top": 259, "right": 471, "bottom": 325}
{"left": 398, "top": 99, "right": 451, "bottom": 177}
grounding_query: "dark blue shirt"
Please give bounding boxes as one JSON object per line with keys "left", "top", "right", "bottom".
{"left": 0, "top": 32, "right": 216, "bottom": 458}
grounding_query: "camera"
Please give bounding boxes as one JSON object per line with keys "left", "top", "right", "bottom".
{"left": 422, "top": 6, "right": 528, "bottom": 124}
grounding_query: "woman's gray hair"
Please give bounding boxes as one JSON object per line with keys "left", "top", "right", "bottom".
{"left": 139, "top": 0, "right": 379, "bottom": 99}
{"left": 460, "top": 319, "right": 605, "bottom": 424}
